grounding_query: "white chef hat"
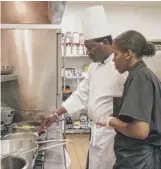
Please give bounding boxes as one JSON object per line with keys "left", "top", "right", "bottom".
{"left": 80, "top": 5, "right": 109, "bottom": 40}
{"left": 62, "top": 15, "right": 83, "bottom": 33}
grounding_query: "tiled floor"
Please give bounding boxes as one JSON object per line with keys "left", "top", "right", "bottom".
{"left": 66, "top": 134, "right": 89, "bottom": 169}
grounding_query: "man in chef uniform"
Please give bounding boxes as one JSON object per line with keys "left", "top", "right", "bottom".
{"left": 38, "top": 6, "right": 127, "bottom": 169}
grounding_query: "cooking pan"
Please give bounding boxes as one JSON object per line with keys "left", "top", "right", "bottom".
{"left": 2, "top": 132, "right": 39, "bottom": 141}
{"left": 10, "top": 119, "right": 65, "bottom": 133}
{"left": 10, "top": 121, "right": 40, "bottom": 133}
{"left": 2, "top": 132, "right": 71, "bottom": 143}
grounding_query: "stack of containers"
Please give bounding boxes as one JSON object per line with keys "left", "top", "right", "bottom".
{"left": 62, "top": 32, "right": 86, "bottom": 57}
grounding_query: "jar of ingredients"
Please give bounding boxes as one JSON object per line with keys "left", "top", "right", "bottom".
{"left": 78, "top": 44, "right": 85, "bottom": 56}
{"left": 72, "top": 44, "right": 78, "bottom": 56}
{"left": 72, "top": 32, "right": 79, "bottom": 44}
{"left": 65, "top": 32, "right": 72, "bottom": 44}
{"left": 84, "top": 65, "right": 89, "bottom": 72}
{"left": 73, "top": 120, "right": 81, "bottom": 129}
{"left": 65, "top": 44, "right": 72, "bottom": 56}
{"left": 63, "top": 85, "right": 72, "bottom": 101}
{"left": 66, "top": 117, "right": 73, "bottom": 129}
{"left": 80, "top": 112, "right": 88, "bottom": 122}
{"left": 80, "top": 121, "right": 86, "bottom": 129}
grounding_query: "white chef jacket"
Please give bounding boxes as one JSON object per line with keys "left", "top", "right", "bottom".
{"left": 62, "top": 53, "right": 126, "bottom": 122}
{"left": 62, "top": 53, "right": 127, "bottom": 169}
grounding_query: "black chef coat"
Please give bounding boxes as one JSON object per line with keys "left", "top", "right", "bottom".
{"left": 113, "top": 61, "right": 161, "bottom": 169}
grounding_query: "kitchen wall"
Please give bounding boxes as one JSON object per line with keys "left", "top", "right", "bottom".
{"left": 62, "top": 2, "right": 161, "bottom": 39}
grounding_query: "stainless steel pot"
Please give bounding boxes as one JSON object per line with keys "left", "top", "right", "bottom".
{"left": 1, "top": 139, "right": 73, "bottom": 168}
{"left": 1, "top": 140, "right": 38, "bottom": 169}
{"left": 1, "top": 156, "right": 29, "bottom": 169}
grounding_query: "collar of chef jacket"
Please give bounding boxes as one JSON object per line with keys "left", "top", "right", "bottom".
{"left": 98, "top": 53, "right": 114, "bottom": 65}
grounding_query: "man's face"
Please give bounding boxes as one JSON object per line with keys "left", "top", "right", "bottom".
{"left": 85, "top": 40, "right": 104, "bottom": 62}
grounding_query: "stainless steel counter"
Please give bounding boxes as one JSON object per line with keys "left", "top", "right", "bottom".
{"left": 44, "top": 122, "right": 66, "bottom": 169}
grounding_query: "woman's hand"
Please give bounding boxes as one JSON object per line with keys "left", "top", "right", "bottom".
{"left": 97, "top": 116, "right": 149, "bottom": 140}
{"left": 105, "top": 116, "right": 149, "bottom": 140}
{"left": 96, "top": 116, "right": 115, "bottom": 129}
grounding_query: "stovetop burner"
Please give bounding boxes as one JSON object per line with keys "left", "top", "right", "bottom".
{"left": 33, "top": 150, "right": 46, "bottom": 169}
{"left": 34, "top": 166, "right": 44, "bottom": 169}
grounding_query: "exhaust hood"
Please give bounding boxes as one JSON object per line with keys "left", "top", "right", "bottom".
{"left": 1, "top": 1, "right": 66, "bottom": 24}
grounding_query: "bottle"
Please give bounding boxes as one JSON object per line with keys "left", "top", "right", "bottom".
{"left": 88, "top": 119, "right": 91, "bottom": 128}
{"left": 68, "top": 117, "right": 73, "bottom": 129}
{"left": 62, "top": 85, "right": 72, "bottom": 101}
{"left": 65, "top": 117, "right": 69, "bottom": 129}
{"left": 85, "top": 120, "right": 89, "bottom": 129}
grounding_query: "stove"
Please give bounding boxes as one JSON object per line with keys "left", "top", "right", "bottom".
{"left": 34, "top": 131, "right": 46, "bottom": 169}
{"left": 1, "top": 124, "right": 47, "bottom": 169}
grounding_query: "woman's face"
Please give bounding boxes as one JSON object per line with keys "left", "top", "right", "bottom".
{"left": 112, "top": 43, "right": 129, "bottom": 74}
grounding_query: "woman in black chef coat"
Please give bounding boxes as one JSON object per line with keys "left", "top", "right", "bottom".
{"left": 99, "top": 30, "right": 161, "bottom": 169}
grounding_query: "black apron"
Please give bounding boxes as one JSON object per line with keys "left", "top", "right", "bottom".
{"left": 113, "top": 61, "right": 161, "bottom": 169}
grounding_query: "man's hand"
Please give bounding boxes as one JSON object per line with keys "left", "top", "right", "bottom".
{"left": 37, "top": 114, "right": 57, "bottom": 132}
{"left": 36, "top": 107, "right": 67, "bottom": 132}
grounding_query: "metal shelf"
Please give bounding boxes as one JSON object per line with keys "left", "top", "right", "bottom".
{"left": 1, "top": 24, "right": 62, "bottom": 30}
{"left": 65, "top": 128, "right": 90, "bottom": 134}
{"left": 1, "top": 74, "right": 18, "bottom": 82}
{"left": 62, "top": 76, "right": 85, "bottom": 79}
{"left": 62, "top": 55, "right": 88, "bottom": 58}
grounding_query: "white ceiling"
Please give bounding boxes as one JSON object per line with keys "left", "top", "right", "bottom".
{"left": 68, "top": 1, "right": 161, "bottom": 7}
